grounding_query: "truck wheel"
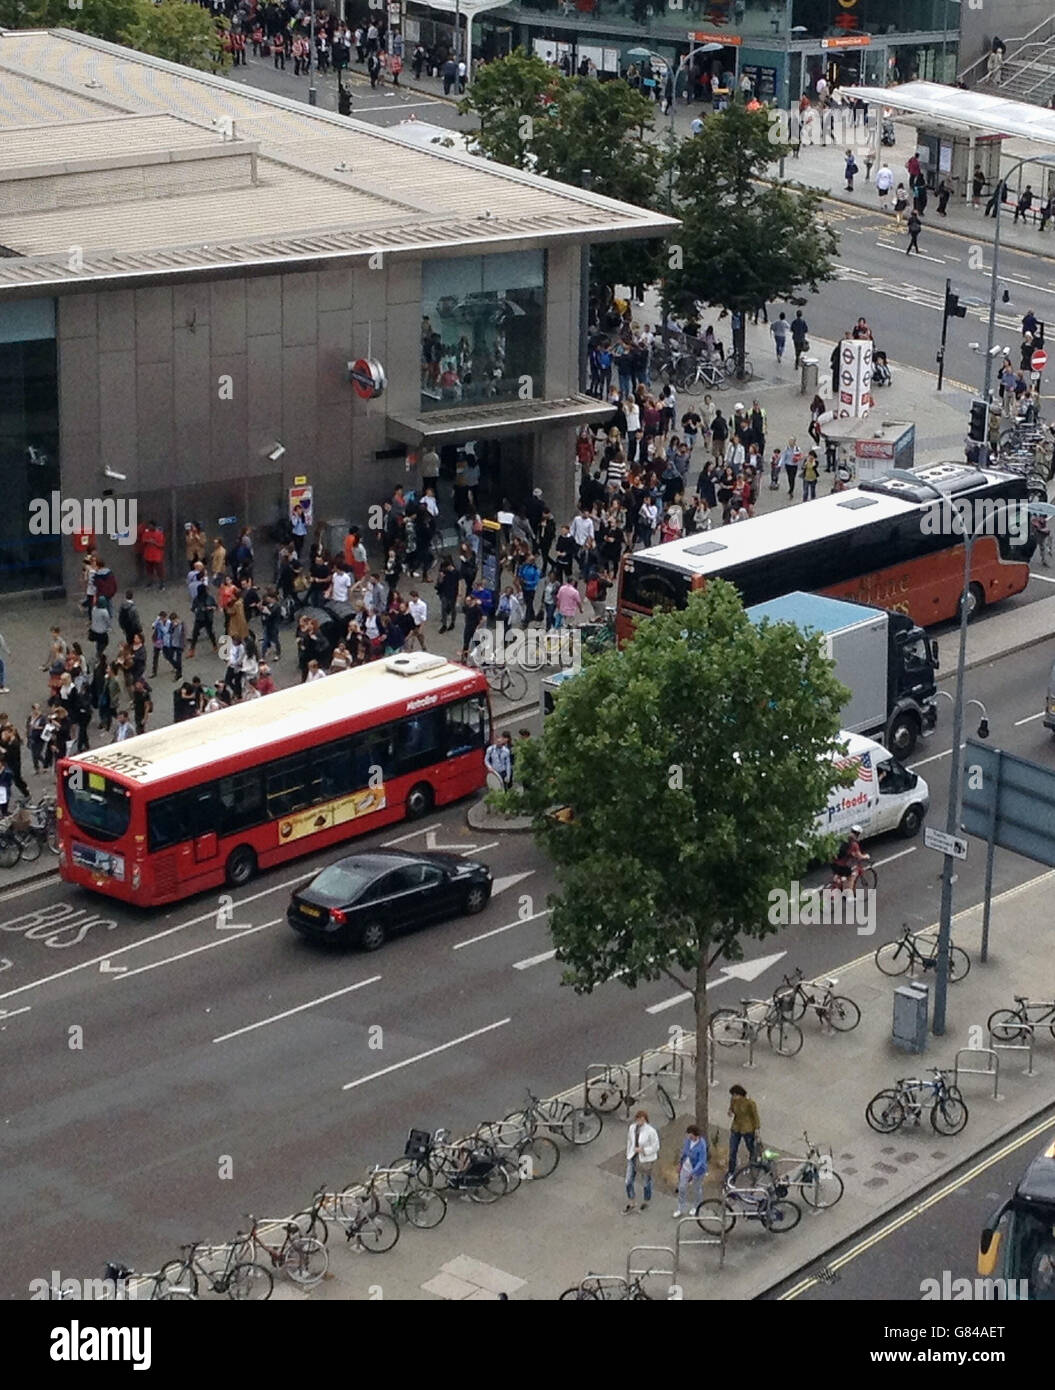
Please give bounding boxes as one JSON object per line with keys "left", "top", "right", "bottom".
{"left": 887, "top": 713, "right": 919, "bottom": 758}
{"left": 898, "top": 804, "right": 924, "bottom": 838}
{"left": 957, "top": 583, "right": 985, "bottom": 622}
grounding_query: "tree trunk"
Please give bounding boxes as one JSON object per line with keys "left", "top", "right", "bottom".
{"left": 694, "top": 955, "right": 709, "bottom": 1136}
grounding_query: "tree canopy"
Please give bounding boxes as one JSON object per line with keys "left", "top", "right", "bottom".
{"left": 4, "top": 0, "right": 228, "bottom": 73}
{"left": 499, "top": 582, "right": 851, "bottom": 1132}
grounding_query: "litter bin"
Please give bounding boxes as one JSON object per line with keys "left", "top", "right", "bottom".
{"left": 800, "top": 357, "right": 819, "bottom": 396}
{"left": 324, "top": 518, "right": 348, "bottom": 556}
{"left": 892, "top": 982, "right": 929, "bottom": 1053}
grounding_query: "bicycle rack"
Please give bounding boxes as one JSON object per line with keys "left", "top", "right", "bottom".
{"left": 583, "top": 1062, "right": 631, "bottom": 1111}
{"left": 954, "top": 1046, "right": 1000, "bottom": 1100}
{"left": 574, "top": 1274, "right": 630, "bottom": 1300}
{"left": 638, "top": 1046, "right": 686, "bottom": 1103}
{"left": 676, "top": 1217, "right": 725, "bottom": 1272}
{"left": 988, "top": 1023, "right": 1036, "bottom": 1077}
{"left": 627, "top": 1244, "right": 676, "bottom": 1288}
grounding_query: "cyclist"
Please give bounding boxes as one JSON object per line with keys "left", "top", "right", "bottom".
{"left": 831, "top": 824, "right": 870, "bottom": 890}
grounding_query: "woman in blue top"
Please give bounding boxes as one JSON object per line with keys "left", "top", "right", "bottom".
{"left": 674, "top": 1125, "right": 709, "bottom": 1218}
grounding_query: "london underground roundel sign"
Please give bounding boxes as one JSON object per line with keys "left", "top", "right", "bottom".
{"left": 350, "top": 357, "right": 386, "bottom": 399}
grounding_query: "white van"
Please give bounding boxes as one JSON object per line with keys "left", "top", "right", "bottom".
{"left": 821, "top": 732, "right": 929, "bottom": 842}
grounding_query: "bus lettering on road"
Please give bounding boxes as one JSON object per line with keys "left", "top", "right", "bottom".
{"left": 0, "top": 903, "right": 118, "bottom": 949}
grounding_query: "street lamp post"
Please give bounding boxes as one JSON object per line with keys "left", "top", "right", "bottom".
{"left": 308, "top": 0, "right": 317, "bottom": 106}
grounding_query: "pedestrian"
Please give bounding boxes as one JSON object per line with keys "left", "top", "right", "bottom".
{"left": 906, "top": 208, "right": 922, "bottom": 254}
{"left": 802, "top": 448, "right": 820, "bottom": 501}
{"left": 985, "top": 178, "right": 1007, "bottom": 219}
{"left": 407, "top": 591, "right": 428, "bottom": 650}
{"left": 770, "top": 312, "right": 789, "bottom": 363}
{"left": 971, "top": 165, "right": 986, "bottom": 210}
{"left": 875, "top": 162, "right": 894, "bottom": 211}
{"left": 141, "top": 520, "right": 165, "bottom": 588}
{"left": 150, "top": 611, "right": 168, "bottom": 678}
{"left": 555, "top": 579, "right": 583, "bottom": 629}
{"left": 164, "top": 612, "right": 184, "bottom": 679}
{"left": 1, "top": 725, "right": 30, "bottom": 800}
{"left": 188, "top": 582, "right": 218, "bottom": 657}
{"left": 790, "top": 310, "right": 809, "bottom": 368}
{"left": 936, "top": 178, "right": 951, "bottom": 216}
{"left": 460, "top": 593, "right": 484, "bottom": 663}
{"left": 780, "top": 437, "right": 801, "bottom": 496}
{"left": 727, "top": 1084, "right": 761, "bottom": 1176}
{"left": 112, "top": 710, "right": 133, "bottom": 742}
{"left": 118, "top": 590, "right": 142, "bottom": 645}
{"left": 843, "top": 148, "right": 858, "bottom": 192}
{"left": 132, "top": 679, "right": 152, "bottom": 735}
{"left": 1014, "top": 184, "right": 1034, "bottom": 225}
{"left": 88, "top": 599, "right": 112, "bottom": 660}
{"left": 485, "top": 731, "right": 513, "bottom": 789}
{"left": 624, "top": 1110, "right": 660, "bottom": 1213}
{"left": 672, "top": 1124, "right": 709, "bottom": 1219}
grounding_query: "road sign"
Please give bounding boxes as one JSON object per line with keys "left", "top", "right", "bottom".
{"left": 924, "top": 826, "right": 968, "bottom": 860}
{"left": 1032, "top": 348, "right": 1048, "bottom": 371}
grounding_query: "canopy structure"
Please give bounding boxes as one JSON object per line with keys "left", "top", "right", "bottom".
{"left": 839, "top": 81, "right": 1055, "bottom": 147}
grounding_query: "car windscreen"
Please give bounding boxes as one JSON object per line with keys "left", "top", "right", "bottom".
{"left": 62, "top": 769, "right": 131, "bottom": 842}
{"left": 308, "top": 862, "right": 385, "bottom": 903}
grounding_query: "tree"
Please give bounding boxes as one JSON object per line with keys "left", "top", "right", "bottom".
{"left": 460, "top": 51, "right": 664, "bottom": 299}
{"left": 666, "top": 103, "right": 838, "bottom": 371}
{"left": 498, "top": 582, "right": 850, "bottom": 1136}
{"left": 31, "top": 0, "right": 141, "bottom": 45}
{"left": 124, "top": 0, "right": 229, "bottom": 73}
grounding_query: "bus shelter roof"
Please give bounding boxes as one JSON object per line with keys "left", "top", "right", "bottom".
{"left": 839, "top": 81, "right": 1055, "bottom": 146}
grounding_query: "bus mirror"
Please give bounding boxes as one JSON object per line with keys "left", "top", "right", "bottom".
{"left": 929, "top": 640, "right": 939, "bottom": 669}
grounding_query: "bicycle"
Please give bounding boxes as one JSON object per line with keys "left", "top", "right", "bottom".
{"left": 729, "top": 1131, "right": 844, "bottom": 1209}
{"left": 157, "top": 1241, "right": 273, "bottom": 1300}
{"left": 874, "top": 923, "right": 970, "bottom": 982}
{"left": 26, "top": 796, "right": 60, "bottom": 856}
{"left": 503, "top": 1088, "right": 603, "bottom": 1145}
{"left": 580, "top": 608, "right": 616, "bottom": 655}
{"left": 679, "top": 357, "right": 728, "bottom": 394}
{"left": 478, "top": 661, "right": 527, "bottom": 703}
{"left": 772, "top": 968, "right": 861, "bottom": 1032}
{"left": 988, "top": 995, "right": 1055, "bottom": 1042}
{"left": 230, "top": 1214, "right": 328, "bottom": 1287}
{"left": 0, "top": 814, "right": 24, "bottom": 868}
{"left": 696, "top": 1178, "right": 802, "bottom": 1235}
{"left": 584, "top": 1064, "right": 677, "bottom": 1123}
{"left": 359, "top": 1165, "right": 451, "bottom": 1224}
{"left": 865, "top": 1068, "right": 968, "bottom": 1135}
{"left": 824, "top": 858, "right": 877, "bottom": 894}
{"left": 292, "top": 1184, "right": 399, "bottom": 1252}
{"left": 558, "top": 1270, "right": 658, "bottom": 1300}
{"left": 708, "top": 996, "right": 804, "bottom": 1057}
{"left": 399, "top": 1125, "right": 558, "bottom": 1187}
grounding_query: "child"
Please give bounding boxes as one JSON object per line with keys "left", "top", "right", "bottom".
{"left": 769, "top": 447, "right": 782, "bottom": 491}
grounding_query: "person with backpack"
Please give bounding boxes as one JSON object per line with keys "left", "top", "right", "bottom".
{"left": 844, "top": 148, "right": 859, "bottom": 192}
{"left": 118, "top": 591, "right": 142, "bottom": 645}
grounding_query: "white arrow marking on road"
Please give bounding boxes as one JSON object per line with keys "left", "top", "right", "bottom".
{"left": 0, "top": 1005, "right": 31, "bottom": 1022}
{"left": 381, "top": 823, "right": 441, "bottom": 847}
{"left": 646, "top": 951, "right": 787, "bottom": 1014}
{"left": 491, "top": 871, "right": 535, "bottom": 897}
{"left": 424, "top": 830, "right": 499, "bottom": 855}
{"left": 513, "top": 948, "right": 557, "bottom": 970}
{"left": 214, "top": 974, "right": 381, "bottom": 1044}
{"left": 341, "top": 1017, "right": 511, "bottom": 1091}
{"left": 99, "top": 960, "right": 126, "bottom": 975}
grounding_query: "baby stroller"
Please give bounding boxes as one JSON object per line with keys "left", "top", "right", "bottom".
{"left": 872, "top": 350, "right": 892, "bottom": 387}
{"left": 880, "top": 118, "right": 896, "bottom": 146}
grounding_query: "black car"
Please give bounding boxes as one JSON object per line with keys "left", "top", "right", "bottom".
{"left": 287, "top": 850, "right": 492, "bottom": 950}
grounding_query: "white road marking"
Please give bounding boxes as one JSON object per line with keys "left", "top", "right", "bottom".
{"left": 513, "top": 948, "right": 556, "bottom": 970}
{"left": 1014, "top": 711, "right": 1046, "bottom": 725}
{"left": 380, "top": 823, "right": 440, "bottom": 846}
{"left": 646, "top": 992, "right": 693, "bottom": 1014}
{"left": 116, "top": 922, "right": 278, "bottom": 979}
{"left": 1029, "top": 572, "right": 1055, "bottom": 583}
{"left": 98, "top": 960, "right": 126, "bottom": 974}
{"left": 872, "top": 847, "right": 918, "bottom": 867}
{"left": 0, "top": 875, "right": 60, "bottom": 905}
{"left": 0, "top": 1005, "right": 31, "bottom": 1022}
{"left": 490, "top": 871, "right": 535, "bottom": 896}
{"left": 341, "top": 1017, "right": 511, "bottom": 1090}
{"left": 352, "top": 100, "right": 439, "bottom": 111}
{"left": 0, "top": 872, "right": 310, "bottom": 1004}
{"left": 464, "top": 841, "right": 500, "bottom": 855}
{"left": 452, "top": 910, "right": 549, "bottom": 949}
{"left": 910, "top": 747, "right": 953, "bottom": 768}
{"left": 214, "top": 974, "right": 381, "bottom": 1044}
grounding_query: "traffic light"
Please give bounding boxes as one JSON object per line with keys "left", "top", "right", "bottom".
{"left": 945, "top": 287, "right": 967, "bottom": 319}
{"left": 968, "top": 398, "right": 989, "bottom": 443}
{"left": 337, "top": 83, "right": 352, "bottom": 116}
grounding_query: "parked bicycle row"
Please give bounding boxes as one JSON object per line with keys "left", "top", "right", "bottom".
{"left": 707, "top": 967, "right": 862, "bottom": 1058}
{"left": 0, "top": 794, "right": 58, "bottom": 868}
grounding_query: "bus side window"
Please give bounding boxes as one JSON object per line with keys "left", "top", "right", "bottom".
{"left": 351, "top": 727, "right": 393, "bottom": 788}
{"left": 445, "top": 697, "right": 487, "bottom": 757}
{"left": 397, "top": 711, "right": 444, "bottom": 773}
{"left": 218, "top": 769, "right": 266, "bottom": 833}
{"left": 266, "top": 752, "right": 322, "bottom": 818}
{"left": 317, "top": 738, "right": 356, "bottom": 801}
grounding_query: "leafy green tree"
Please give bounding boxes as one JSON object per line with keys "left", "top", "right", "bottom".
{"left": 666, "top": 103, "right": 838, "bottom": 372}
{"left": 461, "top": 51, "right": 664, "bottom": 298}
{"left": 125, "top": 0, "right": 229, "bottom": 73}
{"left": 499, "top": 582, "right": 850, "bottom": 1134}
{"left": 31, "top": 0, "right": 141, "bottom": 44}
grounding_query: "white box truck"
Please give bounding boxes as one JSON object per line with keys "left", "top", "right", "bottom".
{"left": 746, "top": 592, "right": 939, "bottom": 758}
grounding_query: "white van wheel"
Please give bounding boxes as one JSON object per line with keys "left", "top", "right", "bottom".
{"left": 898, "top": 804, "right": 924, "bottom": 838}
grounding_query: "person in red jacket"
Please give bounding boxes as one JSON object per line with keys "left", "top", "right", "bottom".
{"left": 141, "top": 522, "right": 166, "bottom": 589}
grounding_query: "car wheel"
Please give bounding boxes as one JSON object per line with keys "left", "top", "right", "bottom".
{"left": 225, "top": 845, "right": 257, "bottom": 888}
{"left": 464, "top": 884, "right": 490, "bottom": 915}
{"left": 898, "top": 804, "right": 924, "bottom": 838}
{"left": 359, "top": 921, "right": 386, "bottom": 952}
{"left": 405, "top": 783, "right": 433, "bottom": 820}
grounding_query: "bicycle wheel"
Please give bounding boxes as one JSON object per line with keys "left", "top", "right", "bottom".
{"left": 519, "top": 1135, "right": 559, "bottom": 1179}
{"left": 708, "top": 1008, "right": 745, "bottom": 1047}
{"left": 227, "top": 1262, "right": 273, "bottom": 1300}
{"left": 291, "top": 1207, "right": 329, "bottom": 1246}
{"left": 856, "top": 865, "right": 877, "bottom": 891}
{"left": 762, "top": 1198, "right": 802, "bottom": 1233}
{"left": 674, "top": 357, "right": 698, "bottom": 391}
{"left": 656, "top": 1083, "right": 676, "bottom": 1123}
{"left": 695, "top": 1200, "right": 735, "bottom": 1235}
{"left": 826, "top": 996, "right": 861, "bottom": 1032}
{"left": 562, "top": 1106, "right": 603, "bottom": 1145}
{"left": 337, "top": 1184, "right": 368, "bottom": 1221}
{"left": 499, "top": 668, "right": 527, "bottom": 702}
{"left": 356, "top": 1210, "right": 400, "bottom": 1253}
{"left": 157, "top": 1260, "right": 197, "bottom": 1298}
{"left": 46, "top": 817, "right": 60, "bottom": 855}
{"left": 949, "top": 946, "right": 971, "bottom": 983}
{"left": 469, "top": 1165, "right": 509, "bottom": 1204}
{"left": 866, "top": 1090, "right": 905, "bottom": 1133}
{"left": 683, "top": 369, "right": 705, "bottom": 397}
{"left": 494, "top": 1153, "right": 522, "bottom": 1194}
{"left": 389, "top": 1156, "right": 433, "bottom": 1189}
{"left": 730, "top": 1161, "right": 774, "bottom": 1194}
{"left": 931, "top": 1092, "right": 968, "bottom": 1136}
{"left": 875, "top": 939, "right": 912, "bottom": 976}
{"left": 585, "top": 1072, "right": 626, "bottom": 1113}
{"left": 403, "top": 1187, "right": 447, "bottom": 1229}
{"left": 484, "top": 667, "right": 504, "bottom": 694}
{"left": 987, "top": 1007, "right": 1026, "bottom": 1042}
{"left": 502, "top": 1110, "right": 536, "bottom": 1139}
{"left": 283, "top": 1236, "right": 328, "bottom": 1286}
{"left": 16, "top": 832, "right": 41, "bottom": 863}
{"left": 0, "top": 834, "right": 19, "bottom": 869}
{"left": 767, "top": 1018, "right": 803, "bottom": 1057}
{"left": 772, "top": 986, "right": 807, "bottom": 1022}
{"left": 800, "top": 1167, "right": 845, "bottom": 1210}
{"left": 558, "top": 1284, "right": 600, "bottom": 1301}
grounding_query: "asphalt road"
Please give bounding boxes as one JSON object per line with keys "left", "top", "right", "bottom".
{"left": 3, "top": 627, "right": 1055, "bottom": 1298}
{"left": 762, "top": 1108, "right": 1055, "bottom": 1301}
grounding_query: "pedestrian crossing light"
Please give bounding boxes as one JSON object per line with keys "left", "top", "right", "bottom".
{"left": 968, "top": 398, "right": 989, "bottom": 443}
{"left": 945, "top": 287, "right": 967, "bottom": 319}
{"left": 338, "top": 83, "right": 352, "bottom": 116}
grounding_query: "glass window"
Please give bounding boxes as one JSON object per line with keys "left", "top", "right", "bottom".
{"left": 0, "top": 298, "right": 60, "bottom": 593}
{"left": 310, "top": 861, "right": 381, "bottom": 903}
{"left": 421, "top": 251, "right": 545, "bottom": 412}
{"left": 361, "top": 869, "right": 404, "bottom": 903}
{"left": 266, "top": 753, "right": 321, "bottom": 818}
{"left": 218, "top": 769, "right": 265, "bottom": 834}
{"left": 63, "top": 771, "right": 130, "bottom": 842}
{"left": 445, "top": 696, "right": 488, "bottom": 756}
{"left": 397, "top": 710, "right": 445, "bottom": 772}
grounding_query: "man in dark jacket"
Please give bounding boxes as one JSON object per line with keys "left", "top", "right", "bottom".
{"left": 435, "top": 560, "right": 460, "bottom": 633}
{"left": 118, "top": 591, "right": 142, "bottom": 644}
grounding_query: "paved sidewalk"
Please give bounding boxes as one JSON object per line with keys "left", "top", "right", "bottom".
{"left": 256, "top": 869, "right": 1055, "bottom": 1300}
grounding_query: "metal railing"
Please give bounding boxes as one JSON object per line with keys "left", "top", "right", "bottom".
{"left": 988, "top": 1022, "right": 1036, "bottom": 1077}
{"left": 954, "top": 1046, "right": 1000, "bottom": 1100}
{"left": 675, "top": 1216, "right": 725, "bottom": 1272}
{"left": 959, "top": 17, "right": 1055, "bottom": 86}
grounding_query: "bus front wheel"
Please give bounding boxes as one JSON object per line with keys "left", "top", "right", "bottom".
{"left": 225, "top": 846, "right": 257, "bottom": 888}
{"left": 405, "top": 783, "right": 434, "bottom": 820}
{"left": 958, "top": 583, "right": 985, "bottom": 623}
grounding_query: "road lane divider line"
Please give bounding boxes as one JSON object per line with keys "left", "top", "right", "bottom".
{"left": 0, "top": 872, "right": 311, "bottom": 1004}
{"left": 513, "top": 948, "right": 557, "bottom": 970}
{"left": 646, "top": 991, "right": 693, "bottom": 1014}
{"left": 214, "top": 974, "right": 382, "bottom": 1044}
{"left": 1014, "top": 711, "right": 1046, "bottom": 725}
{"left": 1029, "top": 572, "right": 1055, "bottom": 584}
{"left": 0, "top": 1005, "right": 31, "bottom": 1021}
{"left": 872, "top": 847, "right": 917, "bottom": 868}
{"left": 341, "top": 1017, "right": 511, "bottom": 1090}
{"left": 380, "top": 823, "right": 441, "bottom": 846}
{"left": 452, "top": 910, "right": 549, "bottom": 949}
{"left": 117, "top": 921, "right": 280, "bottom": 980}
{"left": 463, "top": 841, "right": 499, "bottom": 855}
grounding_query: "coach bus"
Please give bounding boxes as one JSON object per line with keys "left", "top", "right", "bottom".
{"left": 978, "top": 1136, "right": 1055, "bottom": 1299}
{"left": 57, "top": 654, "right": 491, "bottom": 908}
{"left": 617, "top": 463, "right": 1035, "bottom": 641}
